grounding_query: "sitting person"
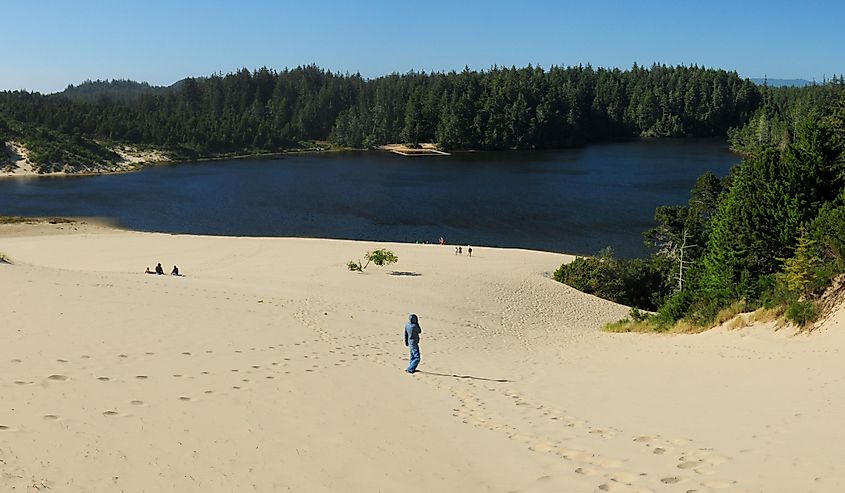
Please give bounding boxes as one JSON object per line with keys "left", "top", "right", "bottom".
{"left": 144, "top": 266, "right": 154, "bottom": 274}
{"left": 155, "top": 263, "right": 164, "bottom": 275}
{"left": 171, "top": 265, "right": 180, "bottom": 276}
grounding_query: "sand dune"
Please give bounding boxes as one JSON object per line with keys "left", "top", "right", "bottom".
{"left": 1, "top": 222, "right": 843, "bottom": 492}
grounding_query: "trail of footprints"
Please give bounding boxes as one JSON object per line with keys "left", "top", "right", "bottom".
{"left": 292, "top": 302, "right": 750, "bottom": 493}
{"left": 444, "top": 383, "right": 746, "bottom": 492}
{"left": 5, "top": 301, "right": 751, "bottom": 493}
{"left": 3, "top": 334, "right": 357, "bottom": 424}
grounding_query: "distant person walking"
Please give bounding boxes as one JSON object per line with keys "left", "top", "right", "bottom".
{"left": 468, "top": 246, "right": 472, "bottom": 257}
{"left": 155, "top": 263, "right": 164, "bottom": 275}
{"left": 404, "top": 313, "right": 422, "bottom": 374}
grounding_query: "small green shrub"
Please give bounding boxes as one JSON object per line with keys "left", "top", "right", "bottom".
{"left": 786, "top": 300, "right": 818, "bottom": 326}
{"left": 365, "top": 249, "right": 398, "bottom": 267}
{"left": 347, "top": 249, "right": 398, "bottom": 272}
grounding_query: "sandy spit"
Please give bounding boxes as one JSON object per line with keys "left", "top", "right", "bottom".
{"left": 1, "top": 222, "right": 843, "bottom": 492}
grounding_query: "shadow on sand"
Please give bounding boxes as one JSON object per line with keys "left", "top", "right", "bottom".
{"left": 416, "top": 371, "right": 510, "bottom": 383}
{"left": 390, "top": 271, "right": 422, "bottom": 277}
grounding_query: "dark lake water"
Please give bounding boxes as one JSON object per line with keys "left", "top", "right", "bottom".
{"left": 0, "top": 139, "right": 739, "bottom": 257}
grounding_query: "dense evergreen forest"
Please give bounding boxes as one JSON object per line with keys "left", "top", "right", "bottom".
{"left": 1, "top": 64, "right": 763, "bottom": 171}
{"left": 58, "top": 79, "right": 171, "bottom": 104}
{"left": 556, "top": 78, "right": 845, "bottom": 330}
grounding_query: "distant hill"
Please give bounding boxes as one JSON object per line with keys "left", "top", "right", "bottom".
{"left": 54, "top": 79, "right": 171, "bottom": 103}
{"left": 750, "top": 78, "right": 812, "bottom": 88}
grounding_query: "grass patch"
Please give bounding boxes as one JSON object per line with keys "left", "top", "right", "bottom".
{"left": 602, "top": 317, "right": 708, "bottom": 334}
{"left": 603, "top": 319, "right": 655, "bottom": 333}
{"left": 726, "top": 315, "right": 749, "bottom": 330}
{"left": 0, "top": 215, "right": 32, "bottom": 224}
{"left": 749, "top": 307, "right": 782, "bottom": 324}
{"left": 0, "top": 252, "right": 11, "bottom": 264}
{"left": 713, "top": 300, "right": 748, "bottom": 326}
{"left": 0, "top": 215, "right": 75, "bottom": 225}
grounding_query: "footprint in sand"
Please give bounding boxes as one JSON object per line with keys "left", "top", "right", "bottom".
{"left": 48, "top": 374, "right": 68, "bottom": 381}
{"left": 14, "top": 380, "right": 29, "bottom": 385}
{"left": 596, "top": 484, "right": 627, "bottom": 492}
{"left": 135, "top": 375, "right": 148, "bottom": 380}
{"left": 11, "top": 359, "right": 22, "bottom": 363}
{"left": 0, "top": 425, "right": 10, "bottom": 430}
{"left": 42, "top": 414, "right": 59, "bottom": 421}
{"left": 145, "top": 352, "right": 155, "bottom": 355}
{"left": 700, "top": 479, "right": 736, "bottom": 489}
{"left": 130, "top": 400, "right": 144, "bottom": 406}
{"left": 97, "top": 376, "right": 111, "bottom": 381}
{"left": 575, "top": 467, "right": 598, "bottom": 476}
{"left": 232, "top": 386, "right": 241, "bottom": 390}
{"left": 118, "top": 354, "right": 128, "bottom": 358}
{"left": 56, "top": 359, "right": 68, "bottom": 363}
{"left": 677, "top": 461, "right": 700, "bottom": 470}
{"left": 178, "top": 396, "right": 191, "bottom": 401}
{"left": 660, "top": 477, "right": 683, "bottom": 484}
{"left": 203, "top": 390, "right": 213, "bottom": 394}
{"left": 172, "top": 374, "right": 182, "bottom": 378}
{"left": 102, "top": 410, "right": 119, "bottom": 416}
{"left": 181, "top": 352, "right": 191, "bottom": 356}
{"left": 606, "top": 471, "right": 642, "bottom": 485}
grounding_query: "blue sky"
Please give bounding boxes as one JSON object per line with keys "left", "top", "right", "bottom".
{"left": 3, "top": 0, "right": 842, "bottom": 93}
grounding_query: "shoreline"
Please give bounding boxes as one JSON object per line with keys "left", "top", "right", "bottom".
{"left": 0, "top": 143, "right": 346, "bottom": 179}
{"left": 1, "top": 136, "right": 737, "bottom": 179}
{"left": 0, "top": 214, "right": 567, "bottom": 256}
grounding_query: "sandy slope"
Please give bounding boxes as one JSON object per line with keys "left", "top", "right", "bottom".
{"left": 1, "top": 223, "right": 843, "bottom": 493}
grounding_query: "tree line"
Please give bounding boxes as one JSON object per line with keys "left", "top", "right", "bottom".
{"left": 556, "top": 79, "right": 845, "bottom": 330}
{"left": 1, "top": 64, "right": 764, "bottom": 170}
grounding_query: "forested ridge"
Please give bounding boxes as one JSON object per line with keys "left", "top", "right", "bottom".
{"left": 556, "top": 78, "right": 845, "bottom": 331}
{"left": 1, "top": 63, "right": 764, "bottom": 171}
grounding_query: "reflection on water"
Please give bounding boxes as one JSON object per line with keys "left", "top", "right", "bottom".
{"left": 0, "top": 139, "right": 738, "bottom": 257}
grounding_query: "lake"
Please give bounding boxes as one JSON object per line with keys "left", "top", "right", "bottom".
{"left": 0, "top": 139, "right": 739, "bottom": 257}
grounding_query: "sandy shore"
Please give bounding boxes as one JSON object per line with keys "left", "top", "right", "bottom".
{"left": 0, "top": 142, "right": 170, "bottom": 178}
{"left": 1, "top": 222, "right": 843, "bottom": 492}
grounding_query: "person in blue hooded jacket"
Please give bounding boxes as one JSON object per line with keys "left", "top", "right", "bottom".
{"left": 404, "top": 313, "right": 422, "bottom": 373}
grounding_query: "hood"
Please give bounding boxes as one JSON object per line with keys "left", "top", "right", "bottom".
{"left": 408, "top": 313, "right": 418, "bottom": 325}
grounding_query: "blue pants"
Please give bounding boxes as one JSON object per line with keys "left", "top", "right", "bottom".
{"left": 407, "top": 341, "right": 420, "bottom": 373}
